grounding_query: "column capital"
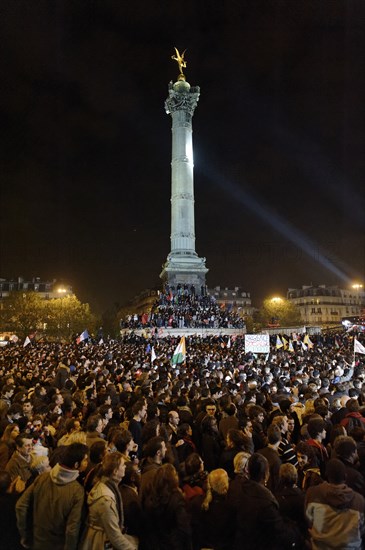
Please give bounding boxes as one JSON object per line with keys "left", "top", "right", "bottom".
{"left": 165, "top": 81, "right": 200, "bottom": 116}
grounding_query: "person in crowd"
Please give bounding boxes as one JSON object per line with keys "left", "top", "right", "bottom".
{"left": 26, "top": 454, "right": 51, "bottom": 487}
{"left": 85, "top": 414, "right": 104, "bottom": 448}
{"left": 306, "top": 417, "right": 329, "bottom": 476}
{"left": 176, "top": 422, "right": 196, "bottom": 463}
{"left": 219, "top": 428, "right": 250, "bottom": 479}
{"left": 306, "top": 459, "right": 365, "bottom": 550}
{"left": 296, "top": 441, "right": 323, "bottom": 492}
{"left": 275, "top": 463, "right": 307, "bottom": 548}
{"left": 191, "top": 468, "right": 235, "bottom": 550}
{"left": 140, "top": 463, "right": 191, "bottom": 550}
{"left": 271, "top": 415, "right": 298, "bottom": 466}
{"left": 84, "top": 439, "right": 108, "bottom": 494}
{"left": 57, "top": 417, "right": 81, "bottom": 446}
{"left": 248, "top": 405, "right": 267, "bottom": 450}
{"left": 5, "top": 433, "right": 33, "bottom": 484}
{"left": 226, "top": 451, "right": 251, "bottom": 511}
{"left": 234, "top": 453, "right": 297, "bottom": 550}
{"left": 200, "top": 414, "right": 222, "bottom": 472}
{"left": 257, "top": 424, "right": 282, "bottom": 493}
{"left": 80, "top": 451, "right": 137, "bottom": 550}
{"left": 340, "top": 398, "right": 365, "bottom": 432}
{"left": 0, "top": 422, "right": 19, "bottom": 469}
{"left": 119, "top": 461, "right": 142, "bottom": 539}
{"left": 16, "top": 443, "right": 88, "bottom": 550}
{"left": 333, "top": 435, "right": 365, "bottom": 496}
{"left": 129, "top": 399, "right": 147, "bottom": 458}
{"left": 139, "top": 436, "right": 167, "bottom": 502}
{"left": 181, "top": 452, "right": 207, "bottom": 502}
{"left": 0, "top": 470, "right": 23, "bottom": 549}
{"left": 218, "top": 402, "right": 239, "bottom": 441}
{"left": 167, "top": 410, "right": 180, "bottom": 445}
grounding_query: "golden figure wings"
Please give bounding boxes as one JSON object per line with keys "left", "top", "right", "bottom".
{"left": 171, "top": 47, "right": 187, "bottom": 76}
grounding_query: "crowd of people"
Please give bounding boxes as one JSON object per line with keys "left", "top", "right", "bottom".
{"left": 121, "top": 285, "right": 245, "bottom": 329}
{"left": 0, "top": 327, "right": 365, "bottom": 549}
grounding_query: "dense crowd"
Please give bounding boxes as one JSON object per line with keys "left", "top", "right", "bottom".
{"left": 0, "top": 328, "right": 365, "bottom": 549}
{"left": 121, "top": 285, "right": 245, "bottom": 329}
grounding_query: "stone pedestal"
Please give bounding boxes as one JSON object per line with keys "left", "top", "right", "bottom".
{"left": 160, "top": 79, "right": 208, "bottom": 290}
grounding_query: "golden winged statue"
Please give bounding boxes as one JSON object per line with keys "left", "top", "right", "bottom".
{"left": 171, "top": 47, "right": 187, "bottom": 76}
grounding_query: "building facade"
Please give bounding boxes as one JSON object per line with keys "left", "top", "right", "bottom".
{"left": 209, "top": 286, "right": 254, "bottom": 317}
{"left": 0, "top": 277, "right": 73, "bottom": 302}
{"left": 287, "top": 285, "right": 365, "bottom": 325}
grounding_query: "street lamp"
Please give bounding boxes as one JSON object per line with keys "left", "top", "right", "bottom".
{"left": 271, "top": 296, "right": 283, "bottom": 304}
{"left": 57, "top": 287, "right": 67, "bottom": 295}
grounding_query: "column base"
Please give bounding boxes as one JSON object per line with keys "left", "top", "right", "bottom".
{"left": 160, "top": 253, "right": 208, "bottom": 290}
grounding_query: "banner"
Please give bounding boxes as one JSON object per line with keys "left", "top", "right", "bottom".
{"left": 245, "top": 334, "right": 270, "bottom": 354}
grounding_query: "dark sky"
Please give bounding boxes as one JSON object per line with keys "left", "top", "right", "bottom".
{"left": 1, "top": 1, "right": 364, "bottom": 314}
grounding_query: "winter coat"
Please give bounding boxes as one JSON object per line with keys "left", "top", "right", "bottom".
{"left": 80, "top": 478, "right": 137, "bottom": 550}
{"left": 16, "top": 463, "right": 85, "bottom": 550}
{"left": 306, "top": 481, "right": 365, "bottom": 550}
{"left": 5, "top": 450, "right": 32, "bottom": 482}
{"left": 201, "top": 432, "right": 221, "bottom": 472}
{"left": 190, "top": 492, "right": 235, "bottom": 550}
{"left": 140, "top": 489, "right": 191, "bottom": 550}
{"left": 234, "top": 479, "right": 297, "bottom": 550}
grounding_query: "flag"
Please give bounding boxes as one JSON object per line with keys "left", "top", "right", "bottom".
{"left": 23, "top": 336, "right": 31, "bottom": 347}
{"left": 354, "top": 338, "right": 365, "bottom": 355}
{"left": 227, "top": 337, "right": 231, "bottom": 349}
{"left": 98, "top": 338, "right": 104, "bottom": 345}
{"left": 151, "top": 346, "right": 157, "bottom": 363}
{"left": 304, "top": 334, "right": 314, "bottom": 349}
{"left": 10, "top": 334, "right": 19, "bottom": 343}
{"left": 171, "top": 336, "right": 186, "bottom": 365}
{"left": 76, "top": 329, "right": 89, "bottom": 344}
{"left": 146, "top": 343, "right": 151, "bottom": 354}
{"left": 301, "top": 341, "right": 307, "bottom": 351}
{"left": 282, "top": 336, "right": 288, "bottom": 350}
{"left": 335, "top": 338, "right": 340, "bottom": 349}
{"left": 288, "top": 339, "right": 294, "bottom": 353}
{"left": 276, "top": 335, "right": 283, "bottom": 349}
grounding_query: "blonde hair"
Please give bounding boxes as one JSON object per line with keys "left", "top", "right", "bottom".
{"left": 30, "top": 455, "right": 49, "bottom": 474}
{"left": 201, "top": 469, "right": 228, "bottom": 511}
{"left": 65, "top": 430, "right": 87, "bottom": 445}
{"left": 233, "top": 451, "right": 251, "bottom": 474}
{"left": 304, "top": 399, "right": 315, "bottom": 416}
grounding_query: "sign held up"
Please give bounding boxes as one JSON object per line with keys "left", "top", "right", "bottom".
{"left": 245, "top": 334, "right": 270, "bottom": 354}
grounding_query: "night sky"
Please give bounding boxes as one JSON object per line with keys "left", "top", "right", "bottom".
{"left": 1, "top": 1, "right": 364, "bottom": 314}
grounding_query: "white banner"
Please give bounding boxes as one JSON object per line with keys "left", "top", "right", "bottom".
{"left": 245, "top": 334, "right": 270, "bottom": 354}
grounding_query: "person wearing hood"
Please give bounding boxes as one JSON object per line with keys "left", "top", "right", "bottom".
{"left": 16, "top": 442, "right": 88, "bottom": 550}
{"left": 80, "top": 451, "right": 137, "bottom": 550}
{"left": 305, "top": 458, "right": 365, "bottom": 550}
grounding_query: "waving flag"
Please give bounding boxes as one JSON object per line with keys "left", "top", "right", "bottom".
{"left": 151, "top": 346, "right": 157, "bottom": 363}
{"left": 304, "top": 334, "right": 314, "bottom": 349}
{"left": 76, "top": 330, "right": 89, "bottom": 344}
{"left": 171, "top": 336, "right": 186, "bottom": 365}
{"left": 354, "top": 338, "right": 365, "bottom": 355}
{"left": 276, "top": 335, "right": 283, "bottom": 349}
{"left": 23, "top": 336, "right": 31, "bottom": 347}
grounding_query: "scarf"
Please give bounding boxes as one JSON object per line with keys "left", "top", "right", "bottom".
{"left": 104, "top": 479, "right": 124, "bottom": 530}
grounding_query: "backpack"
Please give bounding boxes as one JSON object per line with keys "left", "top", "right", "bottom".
{"left": 346, "top": 415, "right": 364, "bottom": 434}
